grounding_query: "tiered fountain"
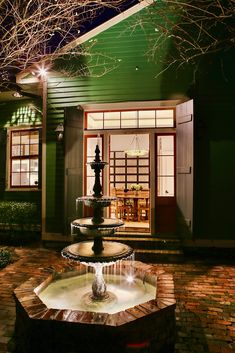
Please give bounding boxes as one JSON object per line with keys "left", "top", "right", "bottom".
{"left": 14, "top": 145, "right": 176, "bottom": 353}
{"left": 60, "top": 144, "right": 135, "bottom": 311}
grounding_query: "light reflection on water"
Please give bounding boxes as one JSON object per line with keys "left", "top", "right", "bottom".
{"left": 37, "top": 273, "right": 156, "bottom": 314}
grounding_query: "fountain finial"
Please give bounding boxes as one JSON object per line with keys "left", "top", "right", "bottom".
{"left": 90, "top": 144, "right": 106, "bottom": 198}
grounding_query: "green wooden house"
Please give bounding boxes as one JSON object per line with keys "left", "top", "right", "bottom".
{"left": 1, "top": 0, "right": 235, "bottom": 250}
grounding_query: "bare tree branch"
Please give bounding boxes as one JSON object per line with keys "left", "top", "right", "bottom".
{"left": 0, "top": 0, "right": 128, "bottom": 83}
{"left": 126, "top": 0, "right": 235, "bottom": 75}
{"left": 0, "top": 0, "right": 234, "bottom": 86}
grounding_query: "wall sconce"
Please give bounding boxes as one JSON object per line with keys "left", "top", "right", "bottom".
{"left": 55, "top": 123, "right": 64, "bottom": 141}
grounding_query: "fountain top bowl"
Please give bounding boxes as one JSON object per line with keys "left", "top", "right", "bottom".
{"left": 76, "top": 195, "right": 117, "bottom": 207}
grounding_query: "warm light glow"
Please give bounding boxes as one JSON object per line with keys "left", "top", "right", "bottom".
{"left": 126, "top": 274, "right": 135, "bottom": 284}
{"left": 124, "top": 135, "right": 148, "bottom": 157}
{"left": 125, "top": 149, "right": 148, "bottom": 157}
{"left": 37, "top": 66, "right": 48, "bottom": 78}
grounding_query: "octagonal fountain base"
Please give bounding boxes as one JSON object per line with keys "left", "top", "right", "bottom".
{"left": 14, "top": 261, "right": 176, "bottom": 353}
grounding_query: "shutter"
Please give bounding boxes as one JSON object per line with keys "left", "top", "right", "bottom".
{"left": 64, "top": 107, "right": 84, "bottom": 233}
{"left": 0, "top": 129, "right": 7, "bottom": 196}
{"left": 176, "top": 99, "right": 194, "bottom": 232}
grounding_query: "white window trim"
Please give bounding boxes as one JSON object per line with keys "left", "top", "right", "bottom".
{"left": 6, "top": 126, "right": 41, "bottom": 191}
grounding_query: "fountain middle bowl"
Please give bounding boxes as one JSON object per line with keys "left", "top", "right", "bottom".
{"left": 71, "top": 217, "right": 124, "bottom": 236}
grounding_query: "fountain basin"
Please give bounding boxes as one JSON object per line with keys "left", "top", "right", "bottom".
{"left": 14, "top": 261, "right": 176, "bottom": 353}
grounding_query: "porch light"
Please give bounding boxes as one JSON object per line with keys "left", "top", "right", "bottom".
{"left": 38, "top": 66, "right": 48, "bottom": 78}
{"left": 12, "top": 91, "right": 23, "bottom": 98}
{"left": 124, "top": 135, "right": 148, "bottom": 157}
{"left": 55, "top": 123, "right": 64, "bottom": 141}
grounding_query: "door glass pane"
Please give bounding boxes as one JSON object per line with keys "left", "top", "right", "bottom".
{"left": 157, "top": 135, "right": 174, "bottom": 155}
{"left": 157, "top": 156, "right": 174, "bottom": 175}
{"left": 157, "top": 176, "right": 174, "bottom": 196}
{"left": 86, "top": 177, "right": 94, "bottom": 195}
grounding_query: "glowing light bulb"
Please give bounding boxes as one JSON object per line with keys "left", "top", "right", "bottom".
{"left": 38, "top": 67, "right": 48, "bottom": 78}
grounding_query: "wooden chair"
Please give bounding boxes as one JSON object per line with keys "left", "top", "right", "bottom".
{"left": 137, "top": 190, "right": 150, "bottom": 222}
{"left": 114, "top": 188, "right": 134, "bottom": 221}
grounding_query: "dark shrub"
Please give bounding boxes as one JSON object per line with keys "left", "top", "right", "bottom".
{"left": 0, "top": 201, "right": 41, "bottom": 244}
{"left": 0, "top": 248, "right": 11, "bottom": 268}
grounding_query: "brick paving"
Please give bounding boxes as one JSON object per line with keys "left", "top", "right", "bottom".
{"left": 0, "top": 245, "right": 234, "bottom": 353}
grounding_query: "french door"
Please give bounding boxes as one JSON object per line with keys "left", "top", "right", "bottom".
{"left": 155, "top": 133, "right": 176, "bottom": 233}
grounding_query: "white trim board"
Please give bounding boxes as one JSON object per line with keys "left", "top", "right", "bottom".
{"left": 81, "top": 99, "right": 181, "bottom": 112}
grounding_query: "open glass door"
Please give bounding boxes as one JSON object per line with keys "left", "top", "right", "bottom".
{"left": 155, "top": 133, "right": 176, "bottom": 233}
{"left": 109, "top": 134, "right": 150, "bottom": 233}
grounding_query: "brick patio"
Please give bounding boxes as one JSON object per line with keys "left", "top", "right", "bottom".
{"left": 0, "top": 245, "right": 234, "bottom": 353}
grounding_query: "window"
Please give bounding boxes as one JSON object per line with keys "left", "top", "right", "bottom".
{"left": 9, "top": 128, "right": 40, "bottom": 188}
{"left": 86, "top": 109, "right": 174, "bottom": 130}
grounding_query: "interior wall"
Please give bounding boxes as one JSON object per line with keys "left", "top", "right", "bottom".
{"left": 110, "top": 134, "right": 149, "bottom": 151}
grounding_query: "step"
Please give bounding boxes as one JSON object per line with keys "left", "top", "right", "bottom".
{"left": 103, "top": 235, "right": 182, "bottom": 251}
{"left": 134, "top": 249, "right": 184, "bottom": 263}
